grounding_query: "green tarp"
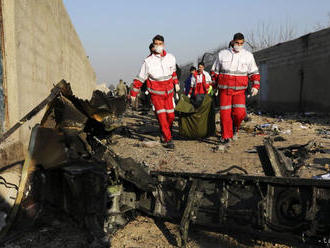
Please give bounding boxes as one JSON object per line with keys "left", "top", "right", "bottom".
{"left": 175, "top": 94, "right": 215, "bottom": 139}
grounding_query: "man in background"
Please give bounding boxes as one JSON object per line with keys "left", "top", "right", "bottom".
{"left": 116, "top": 79, "right": 127, "bottom": 97}
{"left": 188, "top": 62, "right": 212, "bottom": 108}
{"left": 184, "top": 66, "right": 196, "bottom": 96}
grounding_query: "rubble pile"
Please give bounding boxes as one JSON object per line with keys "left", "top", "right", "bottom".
{"left": 0, "top": 82, "right": 329, "bottom": 248}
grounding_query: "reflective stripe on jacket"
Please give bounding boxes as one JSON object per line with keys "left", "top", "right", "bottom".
{"left": 188, "top": 70, "right": 212, "bottom": 96}
{"left": 130, "top": 51, "right": 178, "bottom": 97}
{"left": 211, "top": 48, "right": 260, "bottom": 91}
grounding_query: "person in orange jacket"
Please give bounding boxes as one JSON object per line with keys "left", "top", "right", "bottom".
{"left": 130, "top": 35, "right": 179, "bottom": 149}
{"left": 188, "top": 62, "right": 212, "bottom": 107}
{"left": 211, "top": 33, "right": 260, "bottom": 148}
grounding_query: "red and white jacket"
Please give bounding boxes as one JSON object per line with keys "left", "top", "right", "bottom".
{"left": 211, "top": 48, "right": 260, "bottom": 92}
{"left": 188, "top": 70, "right": 211, "bottom": 96}
{"left": 130, "top": 51, "right": 178, "bottom": 97}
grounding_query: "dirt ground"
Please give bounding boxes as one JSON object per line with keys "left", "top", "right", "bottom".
{"left": 110, "top": 215, "right": 291, "bottom": 248}
{"left": 2, "top": 108, "right": 330, "bottom": 248}
{"left": 1, "top": 214, "right": 291, "bottom": 248}
{"left": 109, "top": 108, "right": 330, "bottom": 248}
{"left": 111, "top": 109, "right": 330, "bottom": 178}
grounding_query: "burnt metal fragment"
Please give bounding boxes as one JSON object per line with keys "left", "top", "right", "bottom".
{"left": 264, "top": 137, "right": 295, "bottom": 177}
{"left": 0, "top": 81, "right": 127, "bottom": 247}
{"left": 3, "top": 81, "right": 330, "bottom": 248}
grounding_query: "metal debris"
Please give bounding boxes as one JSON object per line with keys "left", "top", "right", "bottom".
{"left": 263, "top": 137, "right": 295, "bottom": 177}
{"left": 0, "top": 211, "right": 6, "bottom": 231}
{"left": 313, "top": 173, "right": 330, "bottom": 180}
{"left": 254, "top": 123, "right": 281, "bottom": 136}
{"left": 0, "top": 80, "right": 66, "bottom": 144}
{"left": 1, "top": 81, "right": 330, "bottom": 248}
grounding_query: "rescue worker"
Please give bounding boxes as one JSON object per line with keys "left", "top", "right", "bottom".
{"left": 188, "top": 62, "right": 212, "bottom": 108}
{"left": 148, "top": 43, "right": 155, "bottom": 56}
{"left": 129, "top": 83, "right": 139, "bottom": 110}
{"left": 211, "top": 33, "right": 260, "bottom": 147}
{"left": 184, "top": 66, "right": 196, "bottom": 95}
{"left": 116, "top": 79, "right": 127, "bottom": 97}
{"left": 130, "top": 35, "right": 180, "bottom": 149}
{"left": 124, "top": 82, "right": 129, "bottom": 94}
{"left": 141, "top": 43, "right": 155, "bottom": 112}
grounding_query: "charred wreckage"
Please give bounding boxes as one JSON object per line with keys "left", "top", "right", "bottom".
{"left": 0, "top": 81, "right": 329, "bottom": 247}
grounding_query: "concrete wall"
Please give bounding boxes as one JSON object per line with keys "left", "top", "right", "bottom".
{"left": 179, "top": 28, "right": 330, "bottom": 113}
{"left": 0, "top": 0, "right": 96, "bottom": 158}
{"left": 254, "top": 27, "right": 330, "bottom": 113}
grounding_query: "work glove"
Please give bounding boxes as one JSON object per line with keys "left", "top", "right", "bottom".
{"left": 207, "top": 85, "right": 213, "bottom": 95}
{"left": 251, "top": 88, "right": 259, "bottom": 96}
{"left": 175, "top": 84, "right": 180, "bottom": 92}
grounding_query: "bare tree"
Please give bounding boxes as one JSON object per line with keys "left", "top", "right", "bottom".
{"left": 246, "top": 21, "right": 297, "bottom": 52}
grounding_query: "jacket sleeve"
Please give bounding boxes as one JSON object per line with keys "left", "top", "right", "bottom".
{"left": 130, "top": 61, "right": 148, "bottom": 97}
{"left": 210, "top": 56, "right": 220, "bottom": 87}
{"left": 248, "top": 55, "right": 261, "bottom": 90}
{"left": 171, "top": 57, "right": 179, "bottom": 85}
{"left": 172, "top": 71, "right": 179, "bottom": 85}
{"left": 204, "top": 72, "right": 212, "bottom": 92}
{"left": 188, "top": 76, "right": 196, "bottom": 96}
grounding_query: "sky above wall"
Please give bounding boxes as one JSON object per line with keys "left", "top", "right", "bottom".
{"left": 63, "top": 0, "right": 330, "bottom": 86}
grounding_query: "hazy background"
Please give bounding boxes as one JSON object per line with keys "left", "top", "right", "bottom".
{"left": 63, "top": 0, "right": 330, "bottom": 86}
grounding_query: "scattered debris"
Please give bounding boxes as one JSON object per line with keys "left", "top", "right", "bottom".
{"left": 317, "top": 128, "right": 330, "bottom": 138}
{"left": 313, "top": 173, "right": 330, "bottom": 180}
{"left": 273, "top": 136, "right": 286, "bottom": 142}
{"left": 213, "top": 144, "right": 230, "bottom": 153}
{"left": 263, "top": 137, "right": 294, "bottom": 177}
{"left": 140, "top": 141, "right": 160, "bottom": 148}
{"left": 0, "top": 81, "right": 64, "bottom": 144}
{"left": 300, "top": 124, "right": 309, "bottom": 129}
{"left": 0, "top": 82, "right": 330, "bottom": 248}
{"left": 280, "top": 129, "right": 292, "bottom": 135}
{"left": 0, "top": 211, "right": 7, "bottom": 231}
{"left": 254, "top": 123, "right": 280, "bottom": 135}
{"left": 304, "top": 112, "right": 318, "bottom": 116}
{"left": 245, "top": 148, "right": 257, "bottom": 153}
{"left": 258, "top": 123, "right": 272, "bottom": 129}
{"left": 0, "top": 80, "right": 127, "bottom": 247}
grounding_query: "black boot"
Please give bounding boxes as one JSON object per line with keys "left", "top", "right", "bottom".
{"left": 216, "top": 137, "right": 230, "bottom": 151}
{"left": 163, "top": 140, "right": 175, "bottom": 149}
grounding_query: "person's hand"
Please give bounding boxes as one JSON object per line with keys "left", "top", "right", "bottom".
{"left": 131, "top": 96, "right": 136, "bottom": 102}
{"left": 145, "top": 91, "right": 149, "bottom": 95}
{"left": 251, "top": 88, "right": 258, "bottom": 96}
{"left": 175, "top": 93, "right": 179, "bottom": 101}
{"left": 175, "top": 84, "right": 180, "bottom": 92}
{"left": 187, "top": 94, "right": 191, "bottom": 98}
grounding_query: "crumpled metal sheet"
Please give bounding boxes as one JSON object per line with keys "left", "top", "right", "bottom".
{"left": 0, "top": 80, "right": 127, "bottom": 246}
{"left": 29, "top": 126, "right": 68, "bottom": 169}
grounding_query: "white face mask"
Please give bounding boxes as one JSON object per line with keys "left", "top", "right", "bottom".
{"left": 154, "top": 45, "right": 164, "bottom": 54}
{"left": 233, "top": 44, "right": 243, "bottom": 52}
